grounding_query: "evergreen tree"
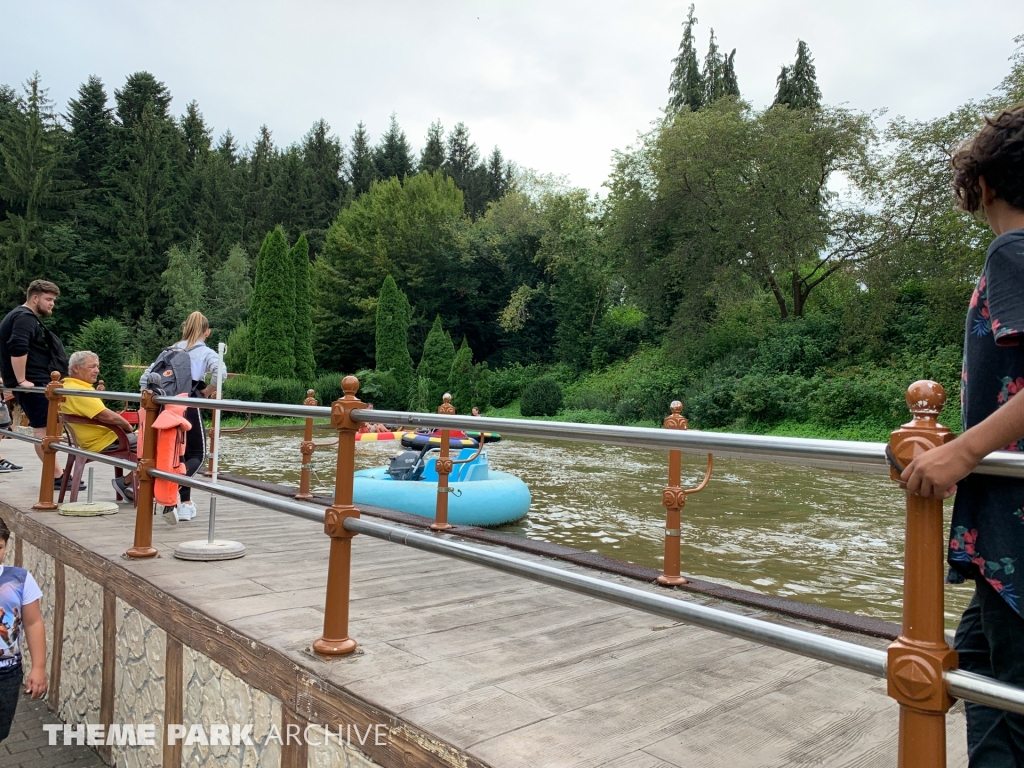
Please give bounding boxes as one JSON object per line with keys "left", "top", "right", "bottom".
{"left": 209, "top": 243, "right": 252, "bottom": 339}
{"left": 485, "top": 147, "right": 511, "bottom": 202}
{"left": 722, "top": 49, "right": 740, "bottom": 98}
{"left": 180, "top": 101, "right": 211, "bottom": 169}
{"left": 216, "top": 130, "right": 238, "bottom": 165}
{"left": 449, "top": 336, "right": 475, "bottom": 413}
{"left": 348, "top": 121, "right": 377, "bottom": 197}
{"left": 774, "top": 40, "right": 822, "bottom": 109}
{"left": 373, "top": 113, "right": 414, "bottom": 180}
{"left": 291, "top": 233, "right": 316, "bottom": 381}
{"left": 444, "top": 122, "right": 479, "bottom": 190}
{"left": 244, "top": 125, "right": 276, "bottom": 247}
{"left": 667, "top": 5, "right": 704, "bottom": 113}
{"left": 0, "top": 74, "right": 76, "bottom": 309}
{"left": 248, "top": 226, "right": 296, "bottom": 378}
{"left": 66, "top": 76, "right": 114, "bottom": 192}
{"left": 415, "top": 315, "right": 456, "bottom": 409}
{"left": 419, "top": 120, "right": 445, "bottom": 173}
{"left": 374, "top": 274, "right": 414, "bottom": 410}
{"left": 300, "top": 119, "right": 345, "bottom": 247}
{"left": 114, "top": 71, "right": 172, "bottom": 130}
{"left": 703, "top": 29, "right": 728, "bottom": 104}
{"left": 71, "top": 317, "right": 129, "bottom": 393}
{"left": 161, "top": 235, "right": 208, "bottom": 327}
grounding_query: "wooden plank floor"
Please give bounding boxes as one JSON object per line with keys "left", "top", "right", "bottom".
{"left": 0, "top": 439, "right": 969, "bottom": 767}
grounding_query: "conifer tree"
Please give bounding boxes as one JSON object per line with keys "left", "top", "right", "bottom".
{"left": 247, "top": 226, "right": 296, "bottom": 378}
{"left": 374, "top": 275, "right": 414, "bottom": 410}
{"left": 114, "top": 72, "right": 171, "bottom": 130}
{"left": 209, "top": 243, "right": 252, "bottom": 339}
{"left": 415, "top": 315, "right": 455, "bottom": 409}
{"left": 180, "top": 101, "right": 211, "bottom": 169}
{"left": 246, "top": 125, "right": 276, "bottom": 241}
{"left": 301, "top": 119, "right": 345, "bottom": 239}
{"left": 722, "top": 50, "right": 740, "bottom": 98}
{"left": 419, "top": 120, "right": 445, "bottom": 173}
{"left": 486, "top": 147, "right": 511, "bottom": 202}
{"left": 449, "top": 336, "right": 475, "bottom": 413}
{"left": 348, "top": 121, "right": 377, "bottom": 197}
{"left": 373, "top": 113, "right": 414, "bottom": 180}
{"left": 72, "top": 317, "right": 129, "bottom": 394}
{"left": 702, "top": 29, "right": 727, "bottom": 104}
{"left": 443, "top": 123, "right": 479, "bottom": 190}
{"left": 774, "top": 40, "right": 822, "bottom": 109}
{"left": 667, "top": 5, "right": 704, "bottom": 113}
{"left": 291, "top": 233, "right": 316, "bottom": 381}
{"left": 161, "top": 235, "right": 208, "bottom": 327}
{"left": 67, "top": 76, "right": 114, "bottom": 192}
{"left": 216, "top": 130, "right": 238, "bottom": 165}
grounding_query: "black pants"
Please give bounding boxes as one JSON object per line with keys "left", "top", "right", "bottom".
{"left": 0, "top": 665, "right": 23, "bottom": 742}
{"left": 955, "top": 578, "right": 1024, "bottom": 765}
{"left": 179, "top": 407, "right": 205, "bottom": 503}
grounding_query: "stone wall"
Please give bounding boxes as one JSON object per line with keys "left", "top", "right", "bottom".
{"left": 58, "top": 566, "right": 103, "bottom": 726}
{"left": 306, "top": 726, "right": 380, "bottom": 768}
{"left": 20, "top": 540, "right": 54, "bottom": 676}
{"left": 113, "top": 599, "right": 165, "bottom": 768}
{"left": 182, "top": 646, "right": 282, "bottom": 768}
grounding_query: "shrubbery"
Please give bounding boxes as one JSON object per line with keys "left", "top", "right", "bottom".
{"left": 223, "top": 375, "right": 267, "bottom": 403}
{"left": 490, "top": 363, "right": 542, "bottom": 407}
{"left": 520, "top": 378, "right": 563, "bottom": 417}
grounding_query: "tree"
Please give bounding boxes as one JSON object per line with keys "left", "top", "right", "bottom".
{"left": 419, "top": 120, "right": 445, "bottom": 173}
{"left": 0, "top": 74, "right": 77, "bottom": 309}
{"left": 248, "top": 226, "right": 296, "bottom": 377}
{"left": 702, "top": 29, "right": 728, "bottom": 104}
{"left": 71, "top": 317, "right": 129, "bottom": 393}
{"left": 444, "top": 122, "right": 479, "bottom": 190}
{"left": 374, "top": 274, "right": 414, "bottom": 409}
{"left": 667, "top": 5, "right": 704, "bottom": 113}
{"left": 374, "top": 113, "right": 414, "bottom": 180}
{"left": 161, "top": 235, "right": 207, "bottom": 328}
{"left": 291, "top": 233, "right": 316, "bottom": 381}
{"left": 208, "top": 243, "right": 252, "bottom": 339}
{"left": 114, "top": 72, "right": 171, "bottom": 130}
{"left": 485, "top": 147, "right": 511, "bottom": 202}
{"left": 415, "top": 315, "right": 456, "bottom": 409}
{"left": 449, "top": 336, "right": 475, "bottom": 412}
{"left": 722, "top": 49, "right": 740, "bottom": 98}
{"left": 774, "top": 40, "right": 822, "bottom": 109}
{"left": 348, "top": 121, "right": 376, "bottom": 197}
{"left": 301, "top": 119, "right": 345, "bottom": 248}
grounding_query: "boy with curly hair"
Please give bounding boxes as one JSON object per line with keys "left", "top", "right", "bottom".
{"left": 903, "top": 103, "right": 1024, "bottom": 764}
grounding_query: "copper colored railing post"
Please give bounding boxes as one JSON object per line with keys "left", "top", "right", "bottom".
{"left": 887, "top": 381, "right": 957, "bottom": 768}
{"left": 658, "top": 401, "right": 689, "bottom": 585}
{"left": 313, "top": 376, "right": 363, "bottom": 656}
{"left": 431, "top": 393, "right": 456, "bottom": 532}
{"left": 126, "top": 390, "right": 160, "bottom": 559}
{"left": 296, "top": 390, "right": 318, "bottom": 500}
{"left": 32, "top": 372, "right": 63, "bottom": 511}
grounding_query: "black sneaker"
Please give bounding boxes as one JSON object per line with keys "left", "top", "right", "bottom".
{"left": 0, "top": 458, "right": 22, "bottom": 472}
{"left": 112, "top": 477, "right": 134, "bottom": 502}
{"left": 55, "top": 477, "right": 87, "bottom": 491}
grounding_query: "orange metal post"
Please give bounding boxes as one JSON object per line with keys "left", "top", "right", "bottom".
{"left": 431, "top": 393, "right": 456, "bottom": 532}
{"left": 33, "top": 372, "right": 63, "bottom": 511}
{"left": 296, "top": 390, "right": 318, "bottom": 500}
{"left": 658, "top": 401, "right": 689, "bottom": 585}
{"left": 887, "top": 381, "right": 957, "bottom": 768}
{"left": 313, "top": 376, "right": 363, "bottom": 656}
{"left": 126, "top": 390, "right": 160, "bottom": 559}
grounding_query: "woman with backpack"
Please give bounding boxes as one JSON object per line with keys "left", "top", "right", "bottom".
{"left": 140, "top": 311, "right": 222, "bottom": 525}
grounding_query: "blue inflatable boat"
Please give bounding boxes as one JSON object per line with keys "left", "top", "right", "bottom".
{"left": 353, "top": 448, "right": 530, "bottom": 527}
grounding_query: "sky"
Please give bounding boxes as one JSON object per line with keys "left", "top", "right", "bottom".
{"left": 1, "top": 0, "right": 1021, "bottom": 193}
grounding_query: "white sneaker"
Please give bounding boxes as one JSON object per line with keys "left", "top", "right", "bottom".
{"left": 177, "top": 501, "right": 197, "bottom": 521}
{"left": 162, "top": 505, "right": 179, "bottom": 526}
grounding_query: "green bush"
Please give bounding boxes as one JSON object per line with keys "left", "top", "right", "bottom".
{"left": 490, "top": 363, "right": 542, "bottom": 407}
{"left": 224, "top": 323, "right": 249, "bottom": 374}
{"left": 732, "top": 374, "right": 812, "bottom": 424}
{"left": 520, "top": 378, "right": 563, "bottom": 417}
{"left": 564, "top": 388, "right": 616, "bottom": 412}
{"left": 591, "top": 304, "right": 650, "bottom": 368}
{"left": 223, "top": 375, "right": 267, "bottom": 404}
{"left": 808, "top": 368, "right": 905, "bottom": 427}
{"left": 687, "top": 376, "right": 740, "bottom": 428}
{"left": 313, "top": 373, "right": 344, "bottom": 405}
{"left": 262, "top": 378, "right": 310, "bottom": 406}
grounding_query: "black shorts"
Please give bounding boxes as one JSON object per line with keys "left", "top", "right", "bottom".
{"left": 14, "top": 391, "right": 49, "bottom": 429}
{"left": 102, "top": 432, "right": 138, "bottom": 453}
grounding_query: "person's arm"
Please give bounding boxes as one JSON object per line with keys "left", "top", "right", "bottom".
{"left": 10, "top": 355, "right": 31, "bottom": 387}
{"left": 92, "top": 408, "right": 134, "bottom": 432}
{"left": 21, "top": 600, "right": 47, "bottom": 699}
{"left": 8, "top": 314, "right": 36, "bottom": 386}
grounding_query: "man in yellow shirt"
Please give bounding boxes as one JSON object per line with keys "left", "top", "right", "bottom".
{"left": 61, "top": 350, "right": 137, "bottom": 500}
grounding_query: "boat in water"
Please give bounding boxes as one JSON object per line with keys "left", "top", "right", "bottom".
{"left": 353, "top": 447, "right": 530, "bottom": 527}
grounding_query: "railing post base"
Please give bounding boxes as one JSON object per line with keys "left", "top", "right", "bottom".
{"left": 125, "top": 546, "right": 159, "bottom": 559}
{"left": 656, "top": 574, "right": 687, "bottom": 587}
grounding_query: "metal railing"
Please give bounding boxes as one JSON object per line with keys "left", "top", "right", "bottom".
{"left": 2, "top": 373, "right": 1018, "bottom": 767}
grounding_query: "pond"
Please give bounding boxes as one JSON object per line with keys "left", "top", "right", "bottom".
{"left": 217, "top": 428, "right": 973, "bottom": 627}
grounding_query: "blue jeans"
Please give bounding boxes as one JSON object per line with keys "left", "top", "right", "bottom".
{"left": 0, "top": 665, "right": 23, "bottom": 742}
{"left": 954, "top": 579, "right": 1024, "bottom": 765}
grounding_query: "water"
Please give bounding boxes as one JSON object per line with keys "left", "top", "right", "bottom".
{"left": 217, "top": 428, "right": 974, "bottom": 627}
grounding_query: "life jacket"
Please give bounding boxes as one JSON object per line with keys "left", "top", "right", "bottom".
{"left": 151, "top": 395, "right": 191, "bottom": 507}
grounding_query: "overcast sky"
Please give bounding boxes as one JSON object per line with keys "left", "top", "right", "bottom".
{"left": 1, "top": 1, "right": 1021, "bottom": 193}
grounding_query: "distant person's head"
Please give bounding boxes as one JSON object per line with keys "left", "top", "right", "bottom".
{"left": 181, "top": 312, "right": 211, "bottom": 348}
{"left": 952, "top": 105, "right": 1024, "bottom": 223}
{"left": 471, "top": 407, "right": 480, "bottom": 416}
{"left": 25, "top": 280, "right": 60, "bottom": 317}
{"left": 68, "top": 351, "right": 100, "bottom": 384}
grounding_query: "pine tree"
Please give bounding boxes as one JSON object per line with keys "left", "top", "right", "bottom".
{"left": 449, "top": 336, "right": 475, "bottom": 413}
{"left": 67, "top": 76, "right": 114, "bottom": 192}
{"left": 667, "top": 5, "right": 704, "bottom": 113}
{"left": 216, "top": 130, "right": 238, "bottom": 165}
{"left": 373, "top": 113, "right": 414, "bottom": 180}
{"left": 114, "top": 72, "right": 171, "bottom": 130}
{"left": 71, "top": 317, "right": 129, "bottom": 394}
{"left": 703, "top": 29, "right": 727, "bottom": 104}
{"left": 374, "top": 274, "right": 414, "bottom": 410}
{"left": 180, "top": 101, "right": 211, "bottom": 169}
{"left": 291, "top": 233, "right": 316, "bottom": 381}
{"left": 415, "top": 315, "right": 456, "bottom": 409}
{"left": 444, "top": 123, "right": 479, "bottom": 190}
{"left": 209, "top": 243, "right": 252, "bottom": 339}
{"left": 722, "top": 49, "right": 740, "bottom": 97}
{"left": 348, "top": 121, "right": 377, "bottom": 197}
{"left": 301, "top": 119, "right": 345, "bottom": 243}
{"left": 161, "top": 235, "right": 208, "bottom": 327}
{"left": 245, "top": 125, "right": 276, "bottom": 246}
{"left": 485, "top": 147, "right": 511, "bottom": 202}
{"left": 774, "top": 40, "right": 822, "bottom": 109}
{"left": 247, "top": 226, "right": 296, "bottom": 377}
{"left": 419, "top": 120, "right": 445, "bottom": 173}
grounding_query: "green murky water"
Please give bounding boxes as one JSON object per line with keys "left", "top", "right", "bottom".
{"left": 218, "top": 428, "right": 972, "bottom": 627}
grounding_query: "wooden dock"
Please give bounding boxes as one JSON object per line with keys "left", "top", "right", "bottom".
{"left": 0, "top": 438, "right": 969, "bottom": 767}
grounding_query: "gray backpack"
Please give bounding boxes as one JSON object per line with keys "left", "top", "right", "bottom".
{"left": 143, "top": 346, "right": 194, "bottom": 398}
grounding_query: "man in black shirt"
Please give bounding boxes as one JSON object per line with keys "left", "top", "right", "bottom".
{"left": 0, "top": 280, "right": 68, "bottom": 487}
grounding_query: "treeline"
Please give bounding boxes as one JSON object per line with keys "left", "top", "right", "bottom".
{"left": 2, "top": 21, "right": 1023, "bottom": 433}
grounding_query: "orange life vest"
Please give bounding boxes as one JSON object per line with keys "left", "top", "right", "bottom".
{"left": 150, "top": 395, "right": 191, "bottom": 507}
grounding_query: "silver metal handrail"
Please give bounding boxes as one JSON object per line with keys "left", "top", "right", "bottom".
{"left": 0, "top": 428, "right": 42, "bottom": 445}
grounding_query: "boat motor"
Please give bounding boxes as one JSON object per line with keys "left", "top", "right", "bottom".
{"left": 387, "top": 445, "right": 435, "bottom": 481}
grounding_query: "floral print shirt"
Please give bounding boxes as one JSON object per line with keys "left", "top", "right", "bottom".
{"left": 948, "top": 229, "right": 1024, "bottom": 614}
